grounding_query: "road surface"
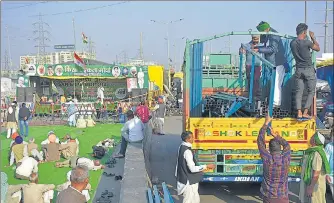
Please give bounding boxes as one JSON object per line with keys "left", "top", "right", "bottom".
{"left": 150, "top": 116, "right": 332, "bottom": 203}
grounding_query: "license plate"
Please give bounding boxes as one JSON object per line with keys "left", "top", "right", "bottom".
{"left": 289, "top": 166, "right": 301, "bottom": 173}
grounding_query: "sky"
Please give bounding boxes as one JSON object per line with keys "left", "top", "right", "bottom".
{"left": 1, "top": 1, "right": 333, "bottom": 70}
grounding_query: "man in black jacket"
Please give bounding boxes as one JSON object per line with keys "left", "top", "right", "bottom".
{"left": 19, "top": 103, "right": 31, "bottom": 137}
{"left": 175, "top": 131, "right": 215, "bottom": 203}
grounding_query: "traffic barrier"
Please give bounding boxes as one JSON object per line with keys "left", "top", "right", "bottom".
{"left": 146, "top": 182, "right": 174, "bottom": 203}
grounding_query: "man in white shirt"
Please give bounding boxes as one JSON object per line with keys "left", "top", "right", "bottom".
{"left": 15, "top": 157, "right": 38, "bottom": 180}
{"left": 55, "top": 156, "right": 105, "bottom": 170}
{"left": 41, "top": 131, "right": 60, "bottom": 145}
{"left": 114, "top": 110, "right": 144, "bottom": 158}
{"left": 175, "top": 131, "right": 215, "bottom": 203}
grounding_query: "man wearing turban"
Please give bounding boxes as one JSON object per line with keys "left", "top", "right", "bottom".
{"left": 254, "top": 21, "right": 287, "bottom": 106}
{"left": 299, "top": 132, "right": 330, "bottom": 203}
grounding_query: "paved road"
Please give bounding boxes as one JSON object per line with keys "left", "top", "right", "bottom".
{"left": 150, "top": 116, "right": 332, "bottom": 203}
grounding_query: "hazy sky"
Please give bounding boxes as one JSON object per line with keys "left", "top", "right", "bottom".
{"left": 1, "top": 1, "right": 333, "bottom": 69}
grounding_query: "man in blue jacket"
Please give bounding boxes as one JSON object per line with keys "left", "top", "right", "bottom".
{"left": 253, "top": 21, "right": 287, "bottom": 106}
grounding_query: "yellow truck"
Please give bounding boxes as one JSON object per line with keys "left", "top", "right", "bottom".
{"left": 182, "top": 31, "right": 317, "bottom": 183}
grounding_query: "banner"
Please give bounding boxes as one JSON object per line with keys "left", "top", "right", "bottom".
{"left": 53, "top": 78, "right": 128, "bottom": 101}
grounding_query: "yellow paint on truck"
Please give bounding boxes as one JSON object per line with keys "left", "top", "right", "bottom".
{"left": 187, "top": 117, "right": 315, "bottom": 151}
{"left": 148, "top": 65, "right": 164, "bottom": 92}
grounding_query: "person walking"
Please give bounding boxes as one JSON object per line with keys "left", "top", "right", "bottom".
{"left": 18, "top": 103, "right": 31, "bottom": 137}
{"left": 175, "top": 131, "right": 215, "bottom": 203}
{"left": 57, "top": 165, "right": 90, "bottom": 203}
{"left": 299, "top": 132, "right": 330, "bottom": 203}
{"left": 290, "top": 23, "right": 320, "bottom": 120}
{"left": 257, "top": 115, "right": 291, "bottom": 203}
{"left": 5, "top": 103, "right": 18, "bottom": 139}
{"left": 154, "top": 96, "right": 166, "bottom": 135}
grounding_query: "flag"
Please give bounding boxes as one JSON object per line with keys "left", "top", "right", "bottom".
{"left": 82, "top": 32, "right": 88, "bottom": 44}
{"left": 51, "top": 81, "right": 59, "bottom": 93}
{"left": 25, "top": 57, "right": 29, "bottom": 64}
{"left": 74, "top": 52, "right": 85, "bottom": 68}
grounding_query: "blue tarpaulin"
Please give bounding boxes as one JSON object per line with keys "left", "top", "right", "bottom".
{"left": 317, "top": 65, "right": 334, "bottom": 102}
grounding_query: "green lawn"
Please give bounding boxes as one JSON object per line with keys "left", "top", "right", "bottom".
{"left": 1, "top": 124, "right": 122, "bottom": 202}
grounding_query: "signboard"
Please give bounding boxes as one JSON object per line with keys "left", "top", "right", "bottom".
{"left": 54, "top": 44, "right": 75, "bottom": 49}
{"left": 53, "top": 78, "right": 127, "bottom": 101}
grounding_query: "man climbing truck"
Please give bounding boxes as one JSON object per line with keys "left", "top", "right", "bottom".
{"left": 182, "top": 30, "right": 317, "bottom": 183}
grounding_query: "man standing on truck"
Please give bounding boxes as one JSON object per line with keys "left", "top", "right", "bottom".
{"left": 290, "top": 23, "right": 320, "bottom": 120}
{"left": 299, "top": 132, "right": 330, "bottom": 203}
{"left": 257, "top": 116, "right": 291, "bottom": 203}
{"left": 175, "top": 131, "right": 215, "bottom": 203}
{"left": 254, "top": 21, "right": 286, "bottom": 106}
{"left": 239, "top": 35, "right": 263, "bottom": 101}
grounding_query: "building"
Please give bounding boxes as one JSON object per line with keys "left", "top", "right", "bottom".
{"left": 19, "top": 51, "right": 96, "bottom": 68}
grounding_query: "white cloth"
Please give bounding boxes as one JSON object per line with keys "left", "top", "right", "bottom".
{"left": 16, "top": 157, "right": 38, "bottom": 178}
{"left": 182, "top": 183, "right": 200, "bottom": 203}
{"left": 175, "top": 142, "right": 207, "bottom": 195}
{"left": 157, "top": 118, "right": 165, "bottom": 134}
{"left": 7, "top": 128, "right": 16, "bottom": 139}
{"left": 77, "top": 158, "right": 102, "bottom": 171}
{"left": 30, "top": 149, "right": 43, "bottom": 161}
{"left": 273, "top": 65, "right": 286, "bottom": 106}
{"left": 43, "top": 190, "right": 54, "bottom": 203}
{"left": 11, "top": 191, "right": 22, "bottom": 203}
{"left": 137, "top": 70, "right": 144, "bottom": 89}
{"left": 121, "top": 117, "right": 144, "bottom": 142}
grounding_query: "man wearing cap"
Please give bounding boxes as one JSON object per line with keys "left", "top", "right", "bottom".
{"left": 290, "top": 23, "right": 320, "bottom": 120}
{"left": 255, "top": 21, "right": 287, "bottom": 106}
{"left": 299, "top": 132, "right": 330, "bottom": 203}
{"left": 239, "top": 35, "right": 263, "bottom": 101}
{"left": 113, "top": 110, "right": 144, "bottom": 158}
{"left": 9, "top": 136, "right": 28, "bottom": 166}
{"left": 59, "top": 135, "right": 79, "bottom": 159}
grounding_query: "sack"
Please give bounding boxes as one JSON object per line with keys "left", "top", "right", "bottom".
{"left": 92, "top": 146, "right": 106, "bottom": 159}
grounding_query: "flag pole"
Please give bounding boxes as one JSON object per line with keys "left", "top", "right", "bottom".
{"left": 72, "top": 17, "right": 76, "bottom": 100}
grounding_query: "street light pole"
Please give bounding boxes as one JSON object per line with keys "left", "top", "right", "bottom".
{"left": 150, "top": 19, "right": 184, "bottom": 89}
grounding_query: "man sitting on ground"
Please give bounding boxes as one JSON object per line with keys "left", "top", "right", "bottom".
{"left": 61, "top": 134, "right": 80, "bottom": 156}
{"left": 15, "top": 156, "right": 38, "bottom": 180}
{"left": 56, "top": 166, "right": 90, "bottom": 203}
{"left": 113, "top": 110, "right": 144, "bottom": 158}
{"left": 22, "top": 173, "right": 55, "bottom": 203}
{"left": 76, "top": 115, "right": 87, "bottom": 128}
{"left": 57, "top": 170, "right": 91, "bottom": 202}
{"left": 86, "top": 115, "right": 96, "bottom": 127}
{"left": 55, "top": 156, "right": 105, "bottom": 171}
{"left": 42, "top": 133, "right": 63, "bottom": 162}
{"left": 8, "top": 132, "right": 27, "bottom": 163}
{"left": 59, "top": 135, "right": 78, "bottom": 159}
{"left": 27, "top": 138, "right": 43, "bottom": 161}
{"left": 9, "top": 136, "right": 28, "bottom": 166}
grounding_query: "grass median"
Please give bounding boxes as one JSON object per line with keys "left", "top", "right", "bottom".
{"left": 1, "top": 123, "right": 122, "bottom": 202}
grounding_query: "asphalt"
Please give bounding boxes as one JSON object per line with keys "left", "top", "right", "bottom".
{"left": 150, "top": 116, "right": 333, "bottom": 203}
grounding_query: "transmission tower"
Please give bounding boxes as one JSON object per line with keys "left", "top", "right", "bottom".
{"left": 2, "top": 50, "right": 10, "bottom": 71}
{"left": 315, "top": 1, "right": 333, "bottom": 53}
{"left": 33, "top": 13, "right": 50, "bottom": 64}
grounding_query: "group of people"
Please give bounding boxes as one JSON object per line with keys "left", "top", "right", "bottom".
{"left": 240, "top": 21, "right": 320, "bottom": 120}
{"left": 175, "top": 115, "right": 333, "bottom": 203}
{"left": 3, "top": 129, "right": 105, "bottom": 203}
{"left": 5, "top": 102, "right": 31, "bottom": 139}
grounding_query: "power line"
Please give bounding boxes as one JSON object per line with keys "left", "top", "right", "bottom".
{"left": 2, "top": 1, "right": 48, "bottom": 11}
{"left": 28, "top": 1, "right": 129, "bottom": 17}
{"left": 32, "top": 13, "right": 51, "bottom": 65}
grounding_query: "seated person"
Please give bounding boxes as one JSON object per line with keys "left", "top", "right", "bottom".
{"left": 41, "top": 131, "right": 60, "bottom": 145}
{"left": 27, "top": 138, "right": 43, "bottom": 161}
{"left": 22, "top": 173, "right": 55, "bottom": 203}
{"left": 55, "top": 156, "right": 105, "bottom": 171}
{"left": 59, "top": 135, "right": 78, "bottom": 159}
{"left": 56, "top": 170, "right": 91, "bottom": 202}
{"left": 76, "top": 115, "right": 87, "bottom": 128}
{"left": 42, "top": 133, "right": 65, "bottom": 162}
{"left": 113, "top": 110, "right": 144, "bottom": 158}
{"left": 9, "top": 136, "right": 28, "bottom": 166}
{"left": 61, "top": 134, "right": 80, "bottom": 156}
{"left": 86, "top": 115, "right": 96, "bottom": 127}
{"left": 8, "top": 132, "right": 27, "bottom": 163}
{"left": 15, "top": 157, "right": 38, "bottom": 180}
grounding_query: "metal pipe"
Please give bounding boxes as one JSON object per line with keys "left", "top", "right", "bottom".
{"left": 249, "top": 55, "right": 256, "bottom": 104}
